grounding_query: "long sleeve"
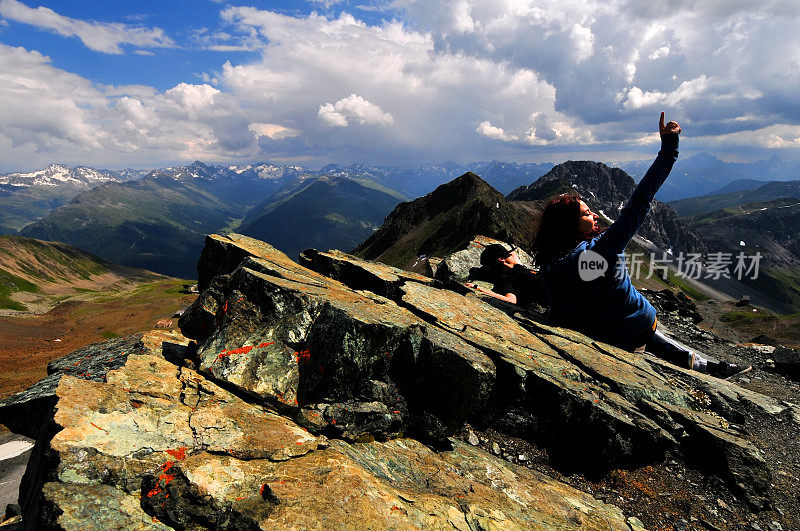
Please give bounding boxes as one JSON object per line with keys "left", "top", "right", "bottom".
{"left": 593, "top": 133, "right": 679, "bottom": 256}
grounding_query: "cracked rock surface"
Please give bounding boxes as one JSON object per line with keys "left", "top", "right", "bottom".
{"left": 6, "top": 232, "right": 799, "bottom": 529}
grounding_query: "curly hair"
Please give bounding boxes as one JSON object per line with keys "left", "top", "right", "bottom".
{"left": 532, "top": 194, "right": 595, "bottom": 265}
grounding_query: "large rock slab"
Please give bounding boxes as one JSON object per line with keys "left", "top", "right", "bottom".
{"left": 181, "top": 239, "right": 496, "bottom": 442}
{"left": 24, "top": 352, "right": 631, "bottom": 530}
{"left": 0, "top": 331, "right": 188, "bottom": 439}
{"left": 23, "top": 353, "right": 322, "bottom": 528}
{"left": 299, "top": 242, "right": 778, "bottom": 503}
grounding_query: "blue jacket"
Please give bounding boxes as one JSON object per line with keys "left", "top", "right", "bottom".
{"left": 541, "top": 134, "right": 679, "bottom": 348}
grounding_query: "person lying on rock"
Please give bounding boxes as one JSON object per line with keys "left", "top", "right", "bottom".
{"left": 464, "top": 244, "right": 545, "bottom": 307}
{"left": 531, "top": 112, "right": 750, "bottom": 379}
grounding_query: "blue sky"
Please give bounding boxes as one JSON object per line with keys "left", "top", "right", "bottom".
{"left": 1, "top": 0, "right": 799, "bottom": 171}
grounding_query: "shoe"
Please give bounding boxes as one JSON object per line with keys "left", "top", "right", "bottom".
{"left": 708, "top": 361, "right": 752, "bottom": 380}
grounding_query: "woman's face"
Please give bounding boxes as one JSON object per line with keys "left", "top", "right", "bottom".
{"left": 577, "top": 200, "right": 599, "bottom": 238}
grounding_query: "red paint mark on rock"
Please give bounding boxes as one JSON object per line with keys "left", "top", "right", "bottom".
{"left": 257, "top": 342, "right": 274, "bottom": 348}
{"left": 165, "top": 446, "right": 187, "bottom": 461}
{"left": 90, "top": 422, "right": 108, "bottom": 434}
{"left": 295, "top": 349, "right": 311, "bottom": 364}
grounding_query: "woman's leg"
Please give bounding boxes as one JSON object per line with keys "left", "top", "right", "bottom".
{"left": 645, "top": 330, "right": 708, "bottom": 371}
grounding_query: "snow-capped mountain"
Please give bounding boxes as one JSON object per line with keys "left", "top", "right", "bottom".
{"left": 0, "top": 164, "right": 139, "bottom": 187}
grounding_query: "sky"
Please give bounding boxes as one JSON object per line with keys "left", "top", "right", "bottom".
{"left": 1, "top": 0, "right": 799, "bottom": 171}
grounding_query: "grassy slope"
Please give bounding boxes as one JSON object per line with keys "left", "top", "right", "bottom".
{"left": 0, "top": 235, "right": 160, "bottom": 312}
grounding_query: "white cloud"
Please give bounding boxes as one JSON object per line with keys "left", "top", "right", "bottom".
{"left": 476, "top": 121, "right": 518, "bottom": 141}
{"left": 0, "top": 44, "right": 257, "bottom": 168}
{"left": 308, "top": 0, "right": 347, "bottom": 8}
{"left": 0, "top": 0, "right": 173, "bottom": 54}
{"left": 318, "top": 94, "right": 394, "bottom": 127}
{"left": 648, "top": 45, "right": 669, "bottom": 60}
{"left": 2, "top": 1, "right": 800, "bottom": 168}
{"left": 249, "top": 123, "right": 300, "bottom": 140}
{"left": 694, "top": 124, "right": 800, "bottom": 149}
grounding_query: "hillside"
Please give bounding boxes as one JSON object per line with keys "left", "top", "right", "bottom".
{"left": 17, "top": 162, "right": 298, "bottom": 278}
{"left": 352, "top": 172, "right": 539, "bottom": 268}
{"left": 685, "top": 198, "right": 800, "bottom": 313}
{"left": 0, "top": 236, "right": 196, "bottom": 402}
{"left": 0, "top": 235, "right": 161, "bottom": 313}
{"left": 239, "top": 177, "right": 403, "bottom": 261}
{"left": 669, "top": 180, "right": 800, "bottom": 217}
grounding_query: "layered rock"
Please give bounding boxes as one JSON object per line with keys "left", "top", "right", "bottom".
{"left": 7, "top": 232, "right": 799, "bottom": 527}
{"left": 13, "top": 339, "right": 630, "bottom": 529}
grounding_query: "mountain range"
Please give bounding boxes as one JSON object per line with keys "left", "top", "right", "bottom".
{"left": 0, "top": 164, "right": 144, "bottom": 234}
{"left": 616, "top": 153, "right": 800, "bottom": 202}
{"left": 18, "top": 162, "right": 303, "bottom": 278}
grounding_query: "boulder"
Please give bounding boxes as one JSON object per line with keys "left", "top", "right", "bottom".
{"left": 0, "top": 332, "right": 188, "bottom": 439}
{"left": 183, "top": 244, "right": 496, "bottom": 443}
{"left": 24, "top": 350, "right": 631, "bottom": 529}
{"left": 432, "top": 234, "right": 535, "bottom": 283}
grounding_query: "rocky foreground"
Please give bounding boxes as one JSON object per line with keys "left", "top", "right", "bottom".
{"left": 2, "top": 233, "right": 799, "bottom": 529}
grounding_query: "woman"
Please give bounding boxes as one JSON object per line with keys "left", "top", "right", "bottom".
{"left": 532, "top": 112, "right": 749, "bottom": 379}
{"left": 465, "top": 244, "right": 544, "bottom": 307}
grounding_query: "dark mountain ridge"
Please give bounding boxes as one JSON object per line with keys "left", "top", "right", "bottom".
{"left": 353, "top": 172, "right": 539, "bottom": 268}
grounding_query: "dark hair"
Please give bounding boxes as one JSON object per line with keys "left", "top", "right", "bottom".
{"left": 532, "top": 194, "right": 586, "bottom": 265}
{"left": 480, "top": 243, "right": 513, "bottom": 271}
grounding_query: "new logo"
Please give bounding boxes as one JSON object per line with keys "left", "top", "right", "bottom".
{"left": 578, "top": 249, "right": 608, "bottom": 281}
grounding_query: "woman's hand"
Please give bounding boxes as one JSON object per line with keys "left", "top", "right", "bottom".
{"left": 659, "top": 111, "right": 681, "bottom": 136}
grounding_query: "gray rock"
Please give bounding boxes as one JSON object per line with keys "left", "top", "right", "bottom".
{"left": 0, "top": 335, "right": 148, "bottom": 439}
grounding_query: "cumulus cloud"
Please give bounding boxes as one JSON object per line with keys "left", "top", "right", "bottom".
{"left": 2, "top": 1, "right": 800, "bottom": 168}
{"left": 318, "top": 94, "right": 394, "bottom": 127}
{"left": 0, "top": 44, "right": 257, "bottom": 168}
{"left": 395, "top": 0, "right": 800, "bottom": 146}
{"left": 212, "top": 7, "right": 571, "bottom": 163}
{"left": 476, "top": 121, "right": 518, "bottom": 141}
{"left": 0, "top": 0, "right": 173, "bottom": 54}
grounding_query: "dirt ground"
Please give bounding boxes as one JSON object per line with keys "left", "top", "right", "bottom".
{"left": 0, "top": 280, "right": 196, "bottom": 436}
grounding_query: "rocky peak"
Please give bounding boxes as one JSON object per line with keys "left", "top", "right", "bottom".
{"left": 353, "top": 172, "right": 538, "bottom": 267}
{"left": 509, "top": 160, "right": 707, "bottom": 255}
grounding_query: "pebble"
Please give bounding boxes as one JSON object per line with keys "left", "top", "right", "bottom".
{"left": 491, "top": 442, "right": 501, "bottom": 455}
{"left": 767, "top": 522, "right": 783, "bottom": 531}
{"left": 626, "top": 516, "right": 645, "bottom": 530}
{"left": 467, "top": 431, "right": 479, "bottom": 446}
{"left": 518, "top": 454, "right": 527, "bottom": 462}
{"left": 717, "top": 498, "right": 731, "bottom": 512}
{"left": 674, "top": 518, "right": 689, "bottom": 531}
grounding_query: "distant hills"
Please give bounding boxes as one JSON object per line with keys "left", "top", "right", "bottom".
{"left": 239, "top": 177, "right": 404, "bottom": 261}
{"left": 615, "top": 153, "right": 800, "bottom": 202}
{"left": 668, "top": 180, "right": 800, "bottom": 217}
{"left": 0, "top": 164, "right": 144, "bottom": 234}
{"left": 18, "top": 162, "right": 303, "bottom": 278}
